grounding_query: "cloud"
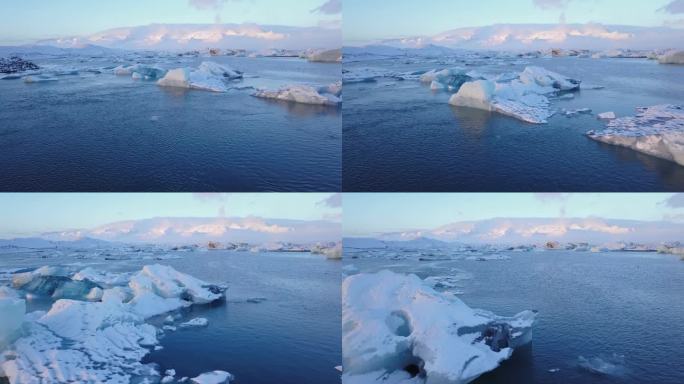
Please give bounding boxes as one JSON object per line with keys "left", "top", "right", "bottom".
{"left": 663, "top": 193, "right": 684, "bottom": 208}
{"left": 533, "top": 0, "right": 572, "bottom": 10}
{"left": 189, "top": 0, "right": 229, "bottom": 10}
{"left": 318, "top": 193, "right": 342, "bottom": 208}
{"left": 660, "top": 0, "right": 684, "bottom": 14}
{"left": 193, "top": 193, "right": 230, "bottom": 202}
{"left": 312, "top": 0, "right": 341, "bottom": 14}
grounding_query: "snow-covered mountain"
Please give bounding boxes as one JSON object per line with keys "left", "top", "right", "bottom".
{"left": 351, "top": 218, "right": 684, "bottom": 245}
{"left": 35, "top": 217, "right": 340, "bottom": 245}
{"left": 357, "top": 24, "right": 684, "bottom": 51}
{"left": 37, "top": 23, "right": 341, "bottom": 51}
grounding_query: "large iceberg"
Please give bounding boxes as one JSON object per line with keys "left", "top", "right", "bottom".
{"left": 157, "top": 61, "right": 242, "bottom": 92}
{"left": 586, "top": 105, "right": 684, "bottom": 166}
{"left": 253, "top": 81, "right": 342, "bottom": 106}
{"left": 449, "top": 66, "right": 580, "bottom": 124}
{"left": 342, "top": 271, "right": 536, "bottom": 384}
{"left": 0, "top": 264, "right": 226, "bottom": 384}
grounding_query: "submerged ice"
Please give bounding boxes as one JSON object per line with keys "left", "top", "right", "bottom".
{"left": 0, "top": 264, "right": 226, "bottom": 384}
{"left": 342, "top": 270, "right": 536, "bottom": 384}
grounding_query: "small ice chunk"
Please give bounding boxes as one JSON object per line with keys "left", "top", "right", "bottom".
{"left": 597, "top": 112, "right": 616, "bottom": 120}
{"left": 180, "top": 317, "right": 209, "bottom": 328}
{"left": 191, "top": 370, "right": 234, "bottom": 384}
{"left": 23, "top": 75, "right": 58, "bottom": 83}
{"left": 658, "top": 50, "right": 684, "bottom": 65}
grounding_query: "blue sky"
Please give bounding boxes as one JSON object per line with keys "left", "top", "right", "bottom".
{"left": 0, "top": 193, "right": 341, "bottom": 237}
{"left": 344, "top": 0, "right": 683, "bottom": 43}
{"left": 343, "top": 193, "right": 684, "bottom": 236}
{"left": 0, "top": 0, "right": 339, "bottom": 44}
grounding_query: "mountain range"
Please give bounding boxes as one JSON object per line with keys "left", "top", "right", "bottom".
{"left": 351, "top": 23, "right": 684, "bottom": 51}
{"left": 347, "top": 217, "right": 684, "bottom": 245}
{"left": 1, "top": 217, "right": 341, "bottom": 246}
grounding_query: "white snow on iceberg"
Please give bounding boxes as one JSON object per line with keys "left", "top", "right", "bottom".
{"left": 253, "top": 82, "right": 342, "bottom": 106}
{"left": 0, "top": 287, "right": 25, "bottom": 349}
{"left": 587, "top": 105, "right": 684, "bottom": 166}
{"left": 0, "top": 264, "right": 226, "bottom": 384}
{"left": 449, "top": 66, "right": 580, "bottom": 124}
{"left": 157, "top": 61, "right": 243, "bottom": 92}
{"left": 342, "top": 270, "right": 536, "bottom": 384}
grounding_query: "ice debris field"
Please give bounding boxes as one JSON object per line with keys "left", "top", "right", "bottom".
{"left": 0, "top": 51, "right": 341, "bottom": 107}
{"left": 343, "top": 47, "right": 684, "bottom": 168}
{"left": 342, "top": 270, "right": 536, "bottom": 384}
{"left": 0, "top": 264, "right": 233, "bottom": 384}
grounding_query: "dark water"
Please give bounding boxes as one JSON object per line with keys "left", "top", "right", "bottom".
{"left": 345, "top": 249, "right": 684, "bottom": 384}
{"left": 145, "top": 251, "right": 342, "bottom": 384}
{"left": 0, "top": 56, "right": 341, "bottom": 191}
{"left": 0, "top": 249, "right": 341, "bottom": 384}
{"left": 343, "top": 57, "right": 684, "bottom": 191}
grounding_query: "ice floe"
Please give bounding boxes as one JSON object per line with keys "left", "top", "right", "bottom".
{"left": 342, "top": 270, "right": 537, "bottom": 384}
{"left": 191, "top": 370, "right": 234, "bottom": 384}
{"left": 0, "top": 264, "right": 226, "bottom": 384}
{"left": 180, "top": 317, "right": 209, "bottom": 328}
{"left": 449, "top": 66, "right": 581, "bottom": 124}
{"left": 23, "top": 75, "right": 58, "bottom": 83}
{"left": 587, "top": 105, "right": 684, "bottom": 166}
{"left": 157, "top": 61, "right": 242, "bottom": 92}
{"left": 253, "top": 82, "right": 342, "bottom": 106}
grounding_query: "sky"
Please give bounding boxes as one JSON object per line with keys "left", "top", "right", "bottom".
{"left": 0, "top": 193, "right": 341, "bottom": 238}
{"left": 0, "top": 0, "right": 340, "bottom": 44}
{"left": 344, "top": 0, "right": 684, "bottom": 43}
{"left": 343, "top": 193, "right": 684, "bottom": 237}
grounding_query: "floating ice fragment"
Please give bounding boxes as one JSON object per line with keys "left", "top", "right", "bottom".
{"left": 253, "top": 83, "right": 341, "bottom": 106}
{"left": 587, "top": 105, "right": 684, "bottom": 166}
{"left": 191, "top": 370, "right": 234, "bottom": 384}
{"left": 180, "top": 317, "right": 209, "bottom": 328}
{"left": 597, "top": 112, "right": 616, "bottom": 120}
{"left": 658, "top": 50, "right": 684, "bottom": 65}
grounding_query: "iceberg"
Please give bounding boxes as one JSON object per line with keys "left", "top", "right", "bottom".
{"left": 114, "top": 64, "right": 167, "bottom": 80}
{"left": 157, "top": 62, "right": 242, "bottom": 92}
{"left": 253, "top": 83, "right": 342, "bottom": 106}
{"left": 1, "top": 265, "right": 226, "bottom": 384}
{"left": 12, "top": 266, "right": 102, "bottom": 300}
{"left": 658, "top": 51, "right": 684, "bottom": 65}
{"left": 420, "top": 68, "right": 478, "bottom": 92}
{"left": 342, "top": 271, "right": 537, "bottom": 384}
{"left": 587, "top": 105, "right": 684, "bottom": 166}
{"left": 449, "top": 66, "right": 580, "bottom": 124}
